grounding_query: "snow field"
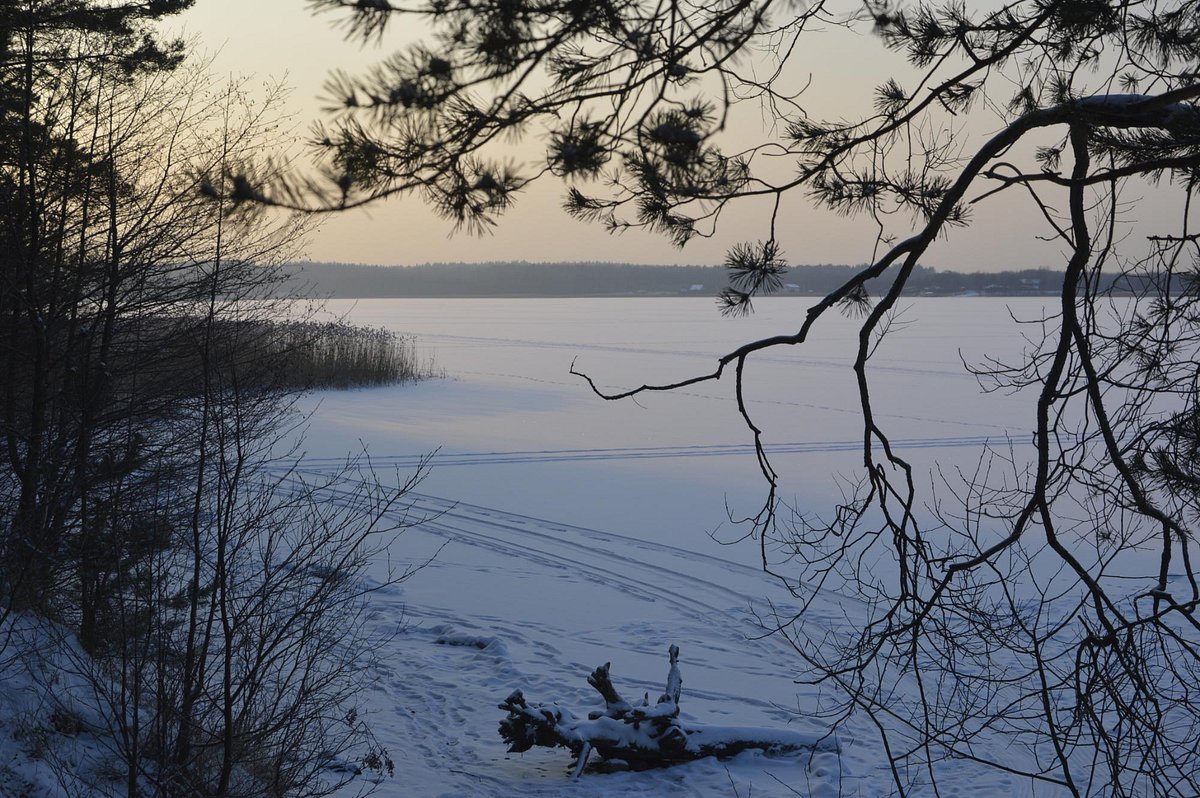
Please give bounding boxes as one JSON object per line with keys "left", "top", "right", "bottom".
{"left": 290, "top": 298, "right": 1050, "bottom": 796}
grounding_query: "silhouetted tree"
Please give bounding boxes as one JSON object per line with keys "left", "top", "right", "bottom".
{"left": 1, "top": 5, "right": 421, "bottom": 795}
{"left": 269, "top": 1, "right": 1200, "bottom": 794}
{"left": 0, "top": 0, "right": 194, "bottom": 610}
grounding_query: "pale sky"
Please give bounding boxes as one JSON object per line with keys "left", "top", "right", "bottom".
{"left": 172, "top": 1, "right": 1185, "bottom": 272}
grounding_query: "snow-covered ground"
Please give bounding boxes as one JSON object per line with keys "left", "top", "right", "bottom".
{"left": 287, "top": 297, "right": 1045, "bottom": 798}
{"left": 0, "top": 297, "right": 1053, "bottom": 797}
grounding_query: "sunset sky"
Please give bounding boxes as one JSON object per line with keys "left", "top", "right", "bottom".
{"left": 172, "top": 1, "right": 1183, "bottom": 272}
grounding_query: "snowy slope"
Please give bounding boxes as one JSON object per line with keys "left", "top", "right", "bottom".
{"left": 0, "top": 617, "right": 130, "bottom": 798}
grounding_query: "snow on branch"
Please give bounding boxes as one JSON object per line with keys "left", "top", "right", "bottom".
{"left": 498, "top": 645, "right": 838, "bottom": 776}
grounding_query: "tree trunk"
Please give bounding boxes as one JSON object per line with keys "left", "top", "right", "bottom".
{"left": 499, "top": 645, "right": 838, "bottom": 775}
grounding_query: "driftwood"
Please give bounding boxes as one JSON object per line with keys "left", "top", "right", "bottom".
{"left": 498, "top": 645, "right": 838, "bottom": 776}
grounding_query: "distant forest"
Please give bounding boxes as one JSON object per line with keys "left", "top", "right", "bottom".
{"left": 281, "top": 260, "right": 1147, "bottom": 298}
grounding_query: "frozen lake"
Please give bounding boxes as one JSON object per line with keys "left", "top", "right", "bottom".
{"left": 295, "top": 297, "right": 1058, "bottom": 798}
{"left": 302, "top": 296, "right": 1034, "bottom": 546}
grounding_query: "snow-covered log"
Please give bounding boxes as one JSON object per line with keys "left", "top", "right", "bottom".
{"left": 498, "top": 645, "right": 838, "bottom": 775}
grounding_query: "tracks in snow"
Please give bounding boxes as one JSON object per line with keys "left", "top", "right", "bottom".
{"left": 293, "top": 434, "right": 1005, "bottom": 470}
{"left": 296, "top": 478, "right": 805, "bottom": 659}
{"left": 284, "top": 456, "right": 883, "bottom": 793}
{"left": 420, "top": 331, "right": 978, "bottom": 380}
{"left": 280, "top": 461, "right": 868, "bottom": 701}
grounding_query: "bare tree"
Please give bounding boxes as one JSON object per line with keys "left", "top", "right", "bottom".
{"left": 0, "top": 0, "right": 195, "bottom": 612}
{"left": 254, "top": 1, "right": 1200, "bottom": 794}
{"left": 58, "top": 67, "right": 417, "bottom": 798}
{"left": 1, "top": 6, "right": 428, "bottom": 795}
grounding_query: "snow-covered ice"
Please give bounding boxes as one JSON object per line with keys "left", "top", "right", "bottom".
{"left": 0, "top": 297, "right": 1056, "bottom": 797}
{"left": 287, "top": 297, "right": 1046, "bottom": 797}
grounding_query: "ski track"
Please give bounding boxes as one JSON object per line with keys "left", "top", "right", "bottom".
{"left": 452, "top": 369, "right": 1015, "bottom": 431}
{"left": 419, "top": 331, "right": 978, "bottom": 381}
{"left": 283, "top": 444, "right": 1033, "bottom": 796}
{"left": 291, "top": 478, "right": 836, "bottom": 669}
{"left": 344, "top": 483, "right": 1022, "bottom": 797}
{"left": 291, "top": 474, "right": 862, "bottom": 797}
{"left": 292, "top": 434, "right": 1013, "bottom": 469}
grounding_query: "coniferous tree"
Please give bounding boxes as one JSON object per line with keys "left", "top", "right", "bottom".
{"left": 2, "top": 6, "right": 418, "bottom": 794}
{"left": 0, "top": 0, "right": 193, "bottom": 610}
{"left": 266, "top": 1, "right": 1200, "bottom": 794}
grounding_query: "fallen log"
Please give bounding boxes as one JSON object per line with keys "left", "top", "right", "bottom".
{"left": 498, "top": 644, "right": 838, "bottom": 776}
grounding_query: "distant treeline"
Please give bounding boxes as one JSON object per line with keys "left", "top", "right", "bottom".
{"left": 279, "top": 260, "right": 1155, "bottom": 298}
